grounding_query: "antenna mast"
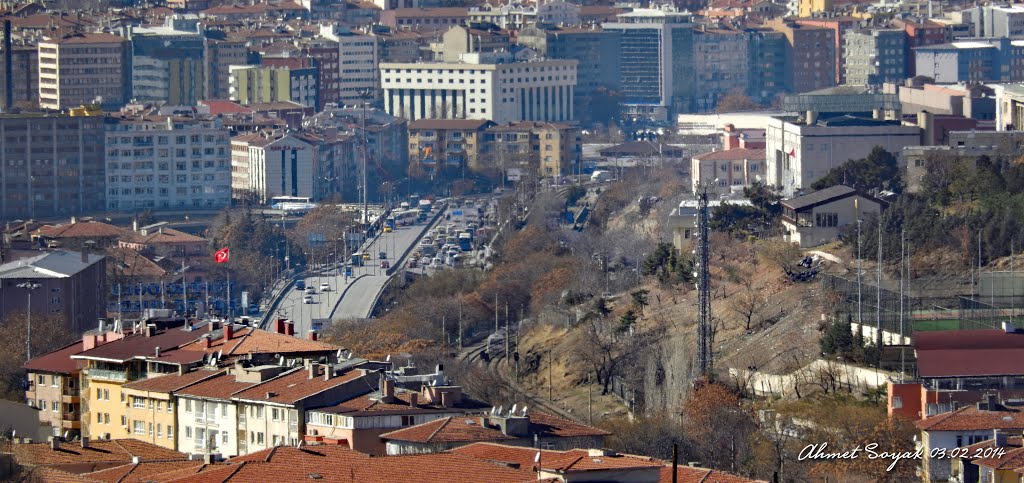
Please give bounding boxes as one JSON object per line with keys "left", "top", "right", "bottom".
{"left": 696, "top": 185, "right": 713, "bottom": 376}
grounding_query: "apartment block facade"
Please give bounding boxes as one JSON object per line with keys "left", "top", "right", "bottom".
{"left": 129, "top": 23, "right": 206, "bottom": 106}
{"left": 229, "top": 65, "right": 319, "bottom": 108}
{"left": 694, "top": 28, "right": 750, "bottom": 112}
{"left": 204, "top": 37, "right": 247, "bottom": 100}
{"left": 231, "top": 132, "right": 318, "bottom": 203}
{"left": 915, "top": 38, "right": 1024, "bottom": 83}
{"left": 766, "top": 19, "right": 837, "bottom": 94}
{"left": 321, "top": 27, "right": 380, "bottom": 106}
{"left": 38, "top": 33, "right": 130, "bottom": 111}
{"left": 518, "top": 25, "right": 620, "bottom": 113}
{"left": 105, "top": 107, "right": 231, "bottom": 211}
{"left": 843, "top": 28, "right": 907, "bottom": 86}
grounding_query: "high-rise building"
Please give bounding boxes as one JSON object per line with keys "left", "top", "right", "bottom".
{"left": 230, "top": 132, "right": 319, "bottom": 203}
{"left": 915, "top": 38, "right": 1024, "bottom": 83}
{"left": 129, "top": 18, "right": 206, "bottom": 106}
{"left": 602, "top": 4, "right": 695, "bottom": 121}
{"left": 204, "top": 36, "right": 247, "bottom": 100}
{"left": 0, "top": 43, "right": 38, "bottom": 110}
{"left": 517, "top": 24, "right": 620, "bottom": 119}
{"left": 105, "top": 105, "right": 231, "bottom": 211}
{"left": 38, "top": 33, "right": 130, "bottom": 111}
{"left": 299, "top": 38, "right": 341, "bottom": 110}
{"left": 843, "top": 29, "right": 907, "bottom": 86}
{"left": 380, "top": 52, "right": 577, "bottom": 123}
{"left": 963, "top": 5, "right": 1024, "bottom": 38}
{"left": 746, "top": 27, "right": 787, "bottom": 104}
{"left": 0, "top": 113, "right": 105, "bottom": 218}
{"left": 765, "top": 18, "right": 837, "bottom": 94}
{"left": 320, "top": 27, "right": 380, "bottom": 106}
{"left": 229, "top": 65, "right": 319, "bottom": 108}
{"left": 694, "top": 27, "right": 750, "bottom": 112}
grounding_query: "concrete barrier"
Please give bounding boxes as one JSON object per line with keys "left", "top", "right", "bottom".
{"left": 328, "top": 274, "right": 369, "bottom": 320}
{"left": 729, "top": 358, "right": 895, "bottom": 398}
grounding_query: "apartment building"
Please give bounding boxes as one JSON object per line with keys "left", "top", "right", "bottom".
{"left": 381, "top": 52, "right": 577, "bottom": 123}
{"left": 843, "top": 29, "right": 906, "bottom": 86}
{"left": 690, "top": 148, "right": 766, "bottom": 196}
{"left": 298, "top": 38, "right": 341, "bottom": 110}
{"left": 765, "top": 114, "right": 921, "bottom": 196}
{"left": 0, "top": 251, "right": 106, "bottom": 334}
{"left": 129, "top": 17, "right": 205, "bottom": 106}
{"left": 896, "top": 20, "right": 952, "bottom": 77}
{"left": 321, "top": 26, "right": 380, "bottom": 106}
{"left": 229, "top": 65, "right": 319, "bottom": 109}
{"left": 517, "top": 24, "right": 620, "bottom": 114}
{"left": 105, "top": 105, "right": 231, "bottom": 211}
{"left": 963, "top": 5, "right": 1024, "bottom": 38}
{"left": 379, "top": 7, "right": 470, "bottom": 32}
{"left": 38, "top": 33, "right": 129, "bottom": 111}
{"left": 746, "top": 27, "right": 787, "bottom": 104}
{"left": 0, "top": 113, "right": 106, "bottom": 219}
{"left": 204, "top": 36, "right": 247, "bottom": 100}
{"left": 407, "top": 119, "right": 493, "bottom": 178}
{"left": 479, "top": 121, "right": 581, "bottom": 178}
{"left": 916, "top": 38, "right": 1024, "bottom": 83}
{"left": 792, "top": 16, "right": 858, "bottom": 85}
{"left": 602, "top": 5, "right": 695, "bottom": 121}
{"left": 23, "top": 341, "right": 86, "bottom": 438}
{"left": 121, "top": 368, "right": 220, "bottom": 450}
{"left": 765, "top": 18, "right": 836, "bottom": 94}
{"left": 175, "top": 369, "right": 260, "bottom": 456}
{"left": 230, "top": 132, "right": 318, "bottom": 203}
{"left": 694, "top": 27, "right": 750, "bottom": 112}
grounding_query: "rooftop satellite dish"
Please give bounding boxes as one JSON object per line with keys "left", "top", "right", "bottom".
{"left": 510, "top": 404, "right": 518, "bottom": 415}
{"left": 490, "top": 407, "right": 497, "bottom": 415}
{"left": 496, "top": 405, "right": 503, "bottom": 415}
{"left": 385, "top": 354, "right": 391, "bottom": 362}
{"left": 521, "top": 406, "right": 528, "bottom": 416}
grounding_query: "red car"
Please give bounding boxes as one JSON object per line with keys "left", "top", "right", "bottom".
{"left": 380, "top": 261, "right": 390, "bottom": 269}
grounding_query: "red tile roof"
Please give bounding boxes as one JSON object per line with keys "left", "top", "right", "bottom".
{"left": 312, "top": 390, "right": 488, "bottom": 416}
{"left": 915, "top": 330, "right": 1024, "bottom": 378}
{"left": 966, "top": 437, "right": 1024, "bottom": 470}
{"left": 173, "top": 371, "right": 258, "bottom": 401}
{"left": 659, "top": 465, "right": 762, "bottom": 482}
{"left": 11, "top": 439, "right": 187, "bottom": 467}
{"left": 123, "top": 369, "right": 224, "bottom": 393}
{"left": 381, "top": 411, "right": 608, "bottom": 444}
{"left": 35, "top": 221, "right": 127, "bottom": 239}
{"left": 452, "top": 443, "right": 662, "bottom": 473}
{"left": 175, "top": 326, "right": 339, "bottom": 357}
{"left": 231, "top": 366, "right": 370, "bottom": 405}
{"left": 71, "top": 326, "right": 203, "bottom": 364}
{"left": 222, "top": 445, "right": 535, "bottom": 482}
{"left": 45, "top": 32, "right": 126, "bottom": 44}
{"left": 106, "top": 247, "right": 174, "bottom": 279}
{"left": 916, "top": 406, "right": 1024, "bottom": 432}
{"left": 200, "top": 100, "right": 253, "bottom": 116}
{"left": 126, "top": 228, "right": 206, "bottom": 245}
{"left": 82, "top": 460, "right": 206, "bottom": 482}
{"left": 23, "top": 341, "right": 84, "bottom": 375}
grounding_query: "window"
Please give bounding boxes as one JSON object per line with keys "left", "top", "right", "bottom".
{"left": 133, "top": 421, "right": 145, "bottom": 435}
{"left": 148, "top": 399, "right": 154, "bottom": 410}
{"left": 37, "top": 375, "right": 44, "bottom": 384}
{"left": 815, "top": 212, "right": 838, "bottom": 228}
{"left": 273, "top": 435, "right": 281, "bottom": 446}
{"left": 133, "top": 397, "right": 145, "bottom": 409}
{"left": 148, "top": 423, "right": 153, "bottom": 436}
{"left": 186, "top": 426, "right": 192, "bottom": 439}
{"left": 401, "top": 415, "right": 415, "bottom": 426}
{"left": 185, "top": 400, "right": 192, "bottom": 412}
{"left": 96, "top": 388, "right": 102, "bottom": 399}
{"left": 121, "top": 415, "right": 127, "bottom": 426}
{"left": 104, "top": 413, "right": 109, "bottom": 424}
{"left": 168, "top": 403, "right": 174, "bottom": 414}
{"left": 97, "top": 412, "right": 102, "bottom": 423}
{"left": 272, "top": 408, "right": 281, "bottom": 421}
{"left": 222, "top": 431, "right": 229, "bottom": 444}
{"left": 50, "top": 375, "right": 57, "bottom": 386}
{"left": 157, "top": 401, "right": 163, "bottom": 412}
{"left": 168, "top": 425, "right": 174, "bottom": 439}
{"left": 221, "top": 404, "right": 227, "bottom": 417}
{"left": 892, "top": 396, "right": 902, "bottom": 409}
{"left": 103, "top": 389, "right": 109, "bottom": 400}
{"left": 257, "top": 432, "right": 264, "bottom": 445}
{"left": 51, "top": 401, "right": 59, "bottom": 412}
{"left": 197, "top": 428, "right": 206, "bottom": 446}
{"left": 157, "top": 424, "right": 163, "bottom": 438}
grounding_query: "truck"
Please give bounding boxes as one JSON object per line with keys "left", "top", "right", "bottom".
{"left": 591, "top": 170, "right": 611, "bottom": 182}
{"left": 418, "top": 199, "right": 433, "bottom": 213}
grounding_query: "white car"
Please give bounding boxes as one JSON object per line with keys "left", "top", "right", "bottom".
{"left": 304, "top": 287, "right": 316, "bottom": 295}
{"left": 303, "top": 295, "right": 314, "bottom": 304}
{"left": 320, "top": 283, "right": 331, "bottom": 292}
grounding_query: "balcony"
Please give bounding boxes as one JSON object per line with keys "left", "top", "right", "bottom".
{"left": 62, "top": 394, "right": 80, "bottom": 404}
{"left": 61, "top": 413, "right": 81, "bottom": 429}
{"left": 89, "top": 369, "right": 127, "bottom": 383}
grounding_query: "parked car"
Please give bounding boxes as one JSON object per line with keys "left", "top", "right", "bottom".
{"left": 319, "top": 282, "right": 331, "bottom": 292}
{"left": 303, "top": 295, "right": 314, "bottom": 304}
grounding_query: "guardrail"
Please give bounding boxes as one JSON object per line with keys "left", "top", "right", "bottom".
{"left": 328, "top": 274, "right": 369, "bottom": 320}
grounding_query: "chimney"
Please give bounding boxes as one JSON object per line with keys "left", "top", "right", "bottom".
{"left": 382, "top": 378, "right": 395, "bottom": 403}
{"left": 70, "top": 216, "right": 76, "bottom": 224}
{"left": 81, "top": 249, "right": 88, "bottom": 263}
{"left": 409, "top": 392, "right": 418, "bottom": 407}
{"left": 208, "top": 321, "right": 218, "bottom": 333}
{"left": 872, "top": 108, "right": 883, "bottom": 120}
{"left": 144, "top": 324, "right": 154, "bottom": 337}
{"left": 805, "top": 110, "right": 818, "bottom": 125}
{"left": 918, "top": 110, "right": 935, "bottom": 146}
{"left": 224, "top": 324, "right": 234, "bottom": 343}
{"left": 1003, "top": 321, "right": 1015, "bottom": 333}
{"left": 995, "top": 429, "right": 1008, "bottom": 447}
{"left": 308, "top": 362, "right": 318, "bottom": 379}
{"left": 155, "top": 346, "right": 161, "bottom": 358}
{"left": 987, "top": 394, "right": 998, "bottom": 411}
{"left": 203, "top": 336, "right": 212, "bottom": 349}
{"left": 307, "top": 330, "right": 318, "bottom": 341}
{"left": 275, "top": 319, "right": 287, "bottom": 334}
{"left": 49, "top": 437, "right": 59, "bottom": 450}
{"left": 441, "top": 391, "right": 452, "bottom": 408}
{"left": 132, "top": 219, "right": 138, "bottom": 232}
{"left": 80, "top": 437, "right": 89, "bottom": 449}
{"left": 324, "top": 366, "right": 331, "bottom": 381}
{"left": 286, "top": 322, "right": 295, "bottom": 337}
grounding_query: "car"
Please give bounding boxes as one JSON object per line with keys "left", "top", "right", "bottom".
{"left": 319, "top": 282, "right": 331, "bottom": 292}
{"left": 383, "top": 226, "right": 393, "bottom": 233}
{"left": 408, "top": 260, "right": 418, "bottom": 269}
{"left": 362, "top": 253, "right": 371, "bottom": 261}
{"left": 303, "top": 295, "right": 314, "bottom": 304}
{"left": 379, "top": 251, "right": 387, "bottom": 259}
{"left": 380, "top": 260, "right": 390, "bottom": 269}
{"left": 432, "top": 257, "right": 442, "bottom": 266}
{"left": 295, "top": 280, "right": 306, "bottom": 290}
{"left": 305, "top": 287, "right": 316, "bottom": 295}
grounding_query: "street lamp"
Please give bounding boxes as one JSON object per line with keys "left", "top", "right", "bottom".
{"left": 17, "top": 281, "right": 41, "bottom": 361}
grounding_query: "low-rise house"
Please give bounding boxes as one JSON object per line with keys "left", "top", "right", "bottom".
{"left": 690, "top": 148, "right": 766, "bottom": 196}
{"left": 780, "top": 185, "right": 882, "bottom": 248}
{"left": 9, "top": 437, "right": 189, "bottom": 479}
{"left": 381, "top": 407, "right": 609, "bottom": 455}
{"left": 173, "top": 368, "right": 262, "bottom": 457}
{"left": 304, "top": 379, "right": 487, "bottom": 454}
{"left": 915, "top": 398, "right": 1024, "bottom": 482}
{"left": 121, "top": 369, "right": 224, "bottom": 451}
{"left": 33, "top": 220, "right": 127, "bottom": 250}
{"left": 958, "top": 432, "right": 1024, "bottom": 483}
{"left": 451, "top": 443, "right": 665, "bottom": 482}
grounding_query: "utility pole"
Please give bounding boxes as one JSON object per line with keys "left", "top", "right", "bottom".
{"left": 876, "top": 221, "right": 882, "bottom": 358}
{"left": 1013, "top": 238, "right": 1017, "bottom": 326}
{"left": 548, "top": 349, "right": 553, "bottom": 401}
{"left": 360, "top": 91, "right": 370, "bottom": 226}
{"left": 458, "top": 299, "right": 463, "bottom": 351}
{"left": 696, "top": 184, "right": 713, "bottom": 376}
{"left": 900, "top": 229, "right": 905, "bottom": 381}
{"left": 505, "top": 302, "right": 510, "bottom": 365}
{"left": 18, "top": 281, "right": 41, "bottom": 361}
{"left": 442, "top": 315, "right": 446, "bottom": 350}
{"left": 857, "top": 218, "right": 863, "bottom": 327}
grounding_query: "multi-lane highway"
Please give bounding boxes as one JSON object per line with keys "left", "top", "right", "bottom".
{"left": 268, "top": 206, "right": 445, "bottom": 336}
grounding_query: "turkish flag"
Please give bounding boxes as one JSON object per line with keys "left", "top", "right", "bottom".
{"left": 788, "top": 148, "right": 796, "bottom": 157}
{"left": 214, "top": 247, "right": 230, "bottom": 264}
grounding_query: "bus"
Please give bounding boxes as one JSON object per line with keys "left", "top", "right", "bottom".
{"left": 394, "top": 209, "right": 420, "bottom": 226}
{"left": 270, "top": 196, "right": 317, "bottom": 214}
{"left": 458, "top": 232, "right": 472, "bottom": 251}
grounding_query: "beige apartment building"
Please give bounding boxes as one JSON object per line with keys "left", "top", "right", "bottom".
{"left": 38, "top": 33, "right": 129, "bottom": 111}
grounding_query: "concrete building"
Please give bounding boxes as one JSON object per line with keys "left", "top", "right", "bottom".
{"left": 204, "top": 36, "right": 247, "bottom": 101}
{"left": 480, "top": 121, "right": 582, "bottom": 178}
{"left": 0, "top": 250, "right": 106, "bottom": 335}
{"left": 962, "top": 5, "right": 1024, "bottom": 39}
{"left": 229, "top": 65, "right": 319, "bottom": 109}
{"left": 105, "top": 105, "right": 231, "bottom": 211}
{"left": 602, "top": 4, "right": 695, "bottom": 121}
{"left": 407, "top": 118, "right": 493, "bottom": 178}
{"left": 691, "top": 148, "right": 765, "bottom": 196}
{"left": 746, "top": 27, "right": 787, "bottom": 104}
{"left": 517, "top": 24, "right": 620, "bottom": 116}
{"left": 766, "top": 18, "right": 837, "bottom": 93}
{"left": 993, "top": 83, "right": 1024, "bottom": 130}
{"left": 298, "top": 38, "right": 341, "bottom": 110}
{"left": 765, "top": 114, "right": 921, "bottom": 196}
{"left": 432, "top": 26, "right": 511, "bottom": 62}
{"left": 902, "top": 130, "right": 1024, "bottom": 192}
{"left": 320, "top": 26, "right": 380, "bottom": 106}
{"left": 0, "top": 113, "right": 106, "bottom": 219}
{"left": 380, "top": 52, "right": 577, "bottom": 123}
{"left": 128, "top": 18, "right": 206, "bottom": 106}
{"left": 793, "top": 16, "right": 858, "bottom": 86}
{"left": 915, "top": 38, "right": 1024, "bottom": 83}
{"left": 231, "top": 131, "right": 318, "bottom": 203}
{"left": 694, "top": 27, "right": 750, "bottom": 112}
{"left": 38, "top": 33, "right": 129, "bottom": 111}
{"left": 780, "top": 185, "right": 881, "bottom": 247}
{"left": 843, "top": 28, "right": 906, "bottom": 86}
{"left": 468, "top": 2, "right": 534, "bottom": 30}
{"left": 896, "top": 19, "right": 952, "bottom": 77}
{"left": 886, "top": 80, "right": 995, "bottom": 120}
{"left": 23, "top": 341, "right": 85, "bottom": 438}
{"left": 380, "top": 8, "right": 470, "bottom": 32}
{"left": 0, "top": 43, "right": 38, "bottom": 110}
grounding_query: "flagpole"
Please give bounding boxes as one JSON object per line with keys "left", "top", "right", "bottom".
{"left": 182, "top": 260, "right": 188, "bottom": 319}
{"left": 227, "top": 269, "right": 232, "bottom": 323}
